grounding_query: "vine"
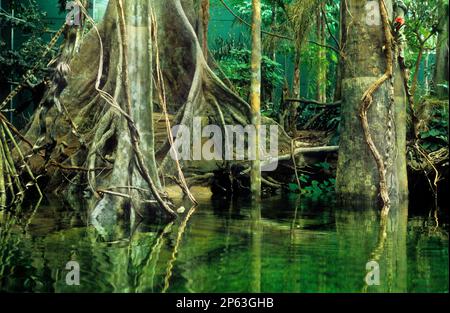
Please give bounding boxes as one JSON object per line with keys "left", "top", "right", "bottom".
{"left": 359, "top": 0, "right": 394, "bottom": 217}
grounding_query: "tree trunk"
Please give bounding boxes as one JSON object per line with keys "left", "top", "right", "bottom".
{"left": 423, "top": 51, "right": 429, "bottom": 95}
{"left": 316, "top": 3, "right": 327, "bottom": 103}
{"left": 411, "top": 44, "right": 424, "bottom": 97}
{"left": 18, "top": 0, "right": 291, "bottom": 231}
{"left": 200, "top": 0, "right": 210, "bottom": 57}
{"left": 269, "top": 1, "right": 277, "bottom": 106}
{"left": 250, "top": 0, "right": 262, "bottom": 200}
{"left": 336, "top": 0, "right": 408, "bottom": 206}
{"left": 333, "top": 0, "right": 344, "bottom": 102}
{"left": 289, "top": 52, "right": 301, "bottom": 135}
{"left": 433, "top": 0, "right": 449, "bottom": 99}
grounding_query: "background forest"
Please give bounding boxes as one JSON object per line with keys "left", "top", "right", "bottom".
{"left": 0, "top": 0, "right": 448, "bottom": 200}
{"left": 0, "top": 0, "right": 448, "bottom": 294}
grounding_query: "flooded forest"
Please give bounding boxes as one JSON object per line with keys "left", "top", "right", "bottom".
{"left": 0, "top": 0, "right": 448, "bottom": 293}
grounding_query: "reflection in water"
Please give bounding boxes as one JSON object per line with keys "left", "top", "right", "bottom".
{"left": 0, "top": 194, "right": 448, "bottom": 292}
{"left": 250, "top": 201, "right": 262, "bottom": 293}
{"left": 362, "top": 202, "right": 408, "bottom": 292}
{"left": 163, "top": 206, "right": 197, "bottom": 293}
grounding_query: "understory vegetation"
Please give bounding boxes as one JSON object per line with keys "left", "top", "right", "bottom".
{"left": 0, "top": 0, "right": 447, "bottom": 296}
{"left": 0, "top": 0, "right": 448, "bottom": 216}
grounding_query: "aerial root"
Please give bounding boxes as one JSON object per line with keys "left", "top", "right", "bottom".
{"left": 0, "top": 116, "right": 42, "bottom": 210}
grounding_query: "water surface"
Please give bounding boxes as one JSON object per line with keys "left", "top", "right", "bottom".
{"left": 0, "top": 193, "right": 448, "bottom": 293}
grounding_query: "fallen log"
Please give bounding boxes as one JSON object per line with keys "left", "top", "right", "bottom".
{"left": 263, "top": 145, "right": 339, "bottom": 167}
{"left": 284, "top": 98, "right": 341, "bottom": 108}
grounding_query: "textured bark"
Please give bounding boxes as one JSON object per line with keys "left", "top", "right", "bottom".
{"left": 316, "top": 3, "right": 327, "bottom": 103}
{"left": 288, "top": 52, "right": 301, "bottom": 135}
{"left": 410, "top": 44, "right": 424, "bottom": 97}
{"left": 18, "top": 0, "right": 291, "bottom": 231}
{"left": 250, "top": 0, "right": 262, "bottom": 200}
{"left": 333, "top": 0, "right": 344, "bottom": 102}
{"left": 433, "top": 0, "right": 449, "bottom": 99}
{"left": 200, "top": 0, "right": 210, "bottom": 57}
{"left": 336, "top": 0, "right": 408, "bottom": 206}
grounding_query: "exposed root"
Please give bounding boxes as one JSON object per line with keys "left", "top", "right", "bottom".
{"left": 0, "top": 116, "right": 42, "bottom": 210}
{"left": 116, "top": 0, "right": 176, "bottom": 218}
{"left": 291, "top": 137, "right": 302, "bottom": 192}
{"left": 10, "top": 0, "right": 292, "bottom": 226}
{"left": 152, "top": 9, "right": 197, "bottom": 206}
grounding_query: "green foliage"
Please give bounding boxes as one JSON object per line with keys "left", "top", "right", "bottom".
{"left": 213, "top": 43, "right": 284, "bottom": 100}
{"left": 0, "top": 0, "right": 47, "bottom": 31}
{"left": 419, "top": 104, "right": 449, "bottom": 152}
{"left": 288, "top": 161, "right": 336, "bottom": 199}
{"left": 215, "top": 0, "right": 342, "bottom": 126}
{"left": 402, "top": 0, "right": 441, "bottom": 96}
{"left": 229, "top": 0, "right": 283, "bottom": 26}
{"left": 0, "top": 0, "right": 54, "bottom": 85}
{"left": 403, "top": 0, "right": 440, "bottom": 51}
{"left": 302, "top": 177, "right": 335, "bottom": 197}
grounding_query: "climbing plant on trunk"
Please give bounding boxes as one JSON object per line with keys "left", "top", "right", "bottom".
{"left": 17, "top": 0, "right": 291, "bottom": 233}
{"left": 336, "top": 0, "right": 408, "bottom": 211}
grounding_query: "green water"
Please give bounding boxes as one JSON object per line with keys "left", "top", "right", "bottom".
{"left": 0, "top": 194, "right": 448, "bottom": 293}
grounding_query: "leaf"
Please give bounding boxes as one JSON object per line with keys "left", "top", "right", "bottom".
{"left": 288, "top": 183, "right": 300, "bottom": 192}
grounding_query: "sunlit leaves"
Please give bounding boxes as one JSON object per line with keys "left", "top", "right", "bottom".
{"left": 213, "top": 47, "right": 284, "bottom": 99}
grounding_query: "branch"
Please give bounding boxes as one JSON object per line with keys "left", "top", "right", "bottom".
{"left": 219, "top": 0, "right": 293, "bottom": 41}
{"left": 46, "top": 160, "right": 112, "bottom": 172}
{"left": 0, "top": 113, "right": 34, "bottom": 148}
{"left": 321, "top": 6, "right": 341, "bottom": 51}
{"left": 308, "top": 39, "right": 341, "bottom": 54}
{"left": 264, "top": 146, "right": 339, "bottom": 165}
{"left": 285, "top": 98, "right": 341, "bottom": 107}
{"left": 0, "top": 12, "right": 28, "bottom": 25}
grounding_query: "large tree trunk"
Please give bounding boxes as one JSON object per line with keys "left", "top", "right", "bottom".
{"left": 316, "top": 3, "right": 327, "bottom": 103}
{"left": 288, "top": 52, "right": 301, "bottom": 135}
{"left": 433, "top": 0, "right": 449, "bottom": 99}
{"left": 333, "top": 0, "right": 344, "bottom": 102}
{"left": 250, "top": 0, "right": 262, "bottom": 200}
{"left": 18, "top": 0, "right": 291, "bottom": 232}
{"left": 199, "top": 0, "right": 210, "bottom": 57}
{"left": 336, "top": 0, "right": 408, "bottom": 206}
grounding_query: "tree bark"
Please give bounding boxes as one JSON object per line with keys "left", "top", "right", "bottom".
{"left": 200, "top": 0, "right": 210, "bottom": 57}
{"left": 336, "top": 0, "right": 408, "bottom": 206}
{"left": 316, "top": 3, "right": 327, "bottom": 103}
{"left": 289, "top": 52, "right": 301, "bottom": 135}
{"left": 410, "top": 44, "right": 424, "bottom": 97}
{"left": 433, "top": 0, "right": 449, "bottom": 99}
{"left": 18, "top": 0, "right": 292, "bottom": 231}
{"left": 250, "top": 0, "right": 262, "bottom": 200}
{"left": 333, "top": 0, "right": 344, "bottom": 102}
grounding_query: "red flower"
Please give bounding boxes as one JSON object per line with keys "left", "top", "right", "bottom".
{"left": 395, "top": 17, "right": 405, "bottom": 25}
